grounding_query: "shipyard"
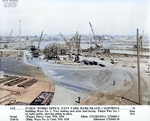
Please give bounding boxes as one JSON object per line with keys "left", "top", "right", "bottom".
{"left": 0, "top": 0, "right": 149, "bottom": 106}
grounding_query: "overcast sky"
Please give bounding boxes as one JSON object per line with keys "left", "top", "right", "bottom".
{"left": 0, "top": 0, "right": 149, "bottom": 36}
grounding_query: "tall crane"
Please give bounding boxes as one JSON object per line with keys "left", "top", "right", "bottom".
{"left": 89, "top": 22, "right": 97, "bottom": 43}
{"left": 19, "top": 20, "right": 22, "bottom": 56}
{"left": 89, "top": 22, "right": 101, "bottom": 47}
{"left": 133, "top": 30, "right": 144, "bottom": 50}
{"left": 31, "top": 31, "right": 43, "bottom": 57}
{"left": 4, "top": 30, "right": 13, "bottom": 48}
{"left": 139, "top": 30, "right": 144, "bottom": 50}
{"left": 37, "top": 30, "right": 43, "bottom": 52}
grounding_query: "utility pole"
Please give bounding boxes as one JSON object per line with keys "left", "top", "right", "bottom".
{"left": 19, "top": 20, "right": 21, "bottom": 56}
{"left": 137, "top": 29, "right": 142, "bottom": 105}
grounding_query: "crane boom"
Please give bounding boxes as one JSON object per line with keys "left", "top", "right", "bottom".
{"left": 8, "top": 30, "right": 13, "bottom": 42}
{"left": 89, "top": 22, "right": 102, "bottom": 47}
{"left": 59, "top": 32, "right": 68, "bottom": 44}
{"left": 38, "top": 30, "right": 43, "bottom": 50}
{"left": 4, "top": 30, "right": 13, "bottom": 48}
{"left": 6, "top": 30, "right": 13, "bottom": 44}
{"left": 89, "top": 22, "right": 96, "bottom": 42}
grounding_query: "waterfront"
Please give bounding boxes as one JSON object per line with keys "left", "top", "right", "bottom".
{"left": 0, "top": 38, "right": 149, "bottom": 105}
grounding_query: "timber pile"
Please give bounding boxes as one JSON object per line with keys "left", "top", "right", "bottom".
{"left": 0, "top": 76, "right": 19, "bottom": 84}
{"left": 18, "top": 78, "right": 38, "bottom": 88}
{"left": 4, "top": 77, "right": 27, "bottom": 86}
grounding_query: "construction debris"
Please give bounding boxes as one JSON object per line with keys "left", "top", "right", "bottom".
{"left": 30, "top": 31, "right": 43, "bottom": 57}
{"left": 43, "top": 31, "right": 81, "bottom": 64}
{"left": 99, "top": 64, "right": 105, "bottom": 67}
{"left": 30, "top": 92, "right": 54, "bottom": 105}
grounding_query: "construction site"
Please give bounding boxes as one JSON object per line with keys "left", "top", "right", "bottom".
{"left": 0, "top": 27, "right": 55, "bottom": 105}
{"left": 0, "top": 19, "right": 149, "bottom": 105}
{"left": 0, "top": 74, "right": 54, "bottom": 105}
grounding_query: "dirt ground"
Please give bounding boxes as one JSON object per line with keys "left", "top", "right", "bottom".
{"left": 0, "top": 76, "right": 55, "bottom": 105}
{"left": 0, "top": 45, "right": 149, "bottom": 105}
{"left": 80, "top": 54, "right": 150, "bottom": 105}
{"left": 0, "top": 57, "right": 55, "bottom": 105}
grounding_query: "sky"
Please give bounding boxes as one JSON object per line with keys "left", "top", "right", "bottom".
{"left": 0, "top": 0, "right": 149, "bottom": 36}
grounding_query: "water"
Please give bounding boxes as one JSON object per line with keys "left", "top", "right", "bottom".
{"left": 111, "top": 50, "right": 149, "bottom": 56}
{"left": 0, "top": 41, "right": 64, "bottom": 49}
{"left": 1, "top": 40, "right": 149, "bottom": 56}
